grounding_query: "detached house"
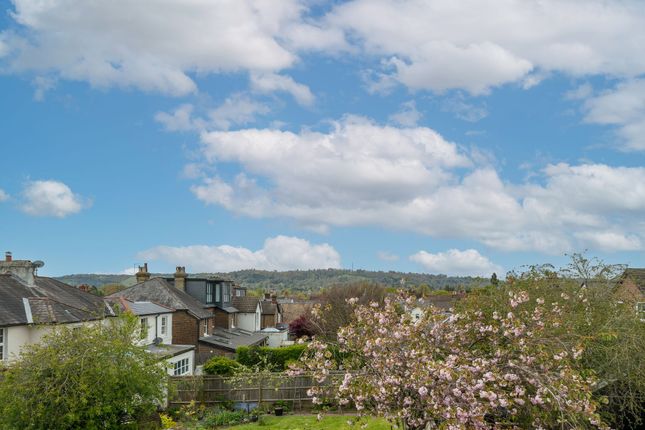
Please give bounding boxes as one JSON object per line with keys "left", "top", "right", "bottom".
{"left": 0, "top": 252, "right": 113, "bottom": 362}
{"left": 107, "top": 264, "right": 214, "bottom": 356}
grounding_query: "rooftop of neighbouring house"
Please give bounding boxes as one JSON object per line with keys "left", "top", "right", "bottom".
{"left": 232, "top": 295, "right": 260, "bottom": 313}
{"left": 619, "top": 268, "right": 645, "bottom": 293}
{"left": 106, "top": 296, "right": 174, "bottom": 316}
{"left": 199, "top": 328, "right": 268, "bottom": 352}
{"left": 107, "top": 277, "right": 213, "bottom": 320}
{"left": 0, "top": 252, "right": 113, "bottom": 326}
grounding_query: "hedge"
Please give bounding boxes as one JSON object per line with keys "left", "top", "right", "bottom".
{"left": 236, "top": 344, "right": 307, "bottom": 370}
{"left": 203, "top": 356, "right": 241, "bottom": 376}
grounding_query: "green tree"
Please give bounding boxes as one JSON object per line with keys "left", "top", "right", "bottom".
{"left": 490, "top": 272, "right": 499, "bottom": 286}
{"left": 0, "top": 314, "right": 167, "bottom": 430}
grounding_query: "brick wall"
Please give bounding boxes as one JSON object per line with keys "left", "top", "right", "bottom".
{"left": 212, "top": 308, "right": 233, "bottom": 329}
{"left": 172, "top": 310, "right": 200, "bottom": 346}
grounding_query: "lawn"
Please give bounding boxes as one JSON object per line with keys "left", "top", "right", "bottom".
{"left": 228, "top": 415, "right": 390, "bottom": 429}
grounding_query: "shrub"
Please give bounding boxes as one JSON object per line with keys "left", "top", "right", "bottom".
{"left": 236, "top": 344, "right": 307, "bottom": 371}
{"left": 202, "top": 409, "right": 248, "bottom": 426}
{"left": 203, "top": 356, "right": 241, "bottom": 376}
{"left": 0, "top": 314, "right": 166, "bottom": 430}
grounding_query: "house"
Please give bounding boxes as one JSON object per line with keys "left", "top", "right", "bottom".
{"left": 614, "top": 269, "right": 645, "bottom": 318}
{"left": 108, "top": 297, "right": 195, "bottom": 376}
{"left": 232, "top": 295, "right": 262, "bottom": 332}
{"left": 165, "top": 267, "right": 239, "bottom": 330}
{"left": 198, "top": 327, "right": 268, "bottom": 359}
{"left": 0, "top": 252, "right": 113, "bottom": 362}
{"left": 107, "top": 265, "right": 214, "bottom": 354}
{"left": 260, "top": 293, "right": 284, "bottom": 329}
{"left": 409, "top": 293, "right": 465, "bottom": 320}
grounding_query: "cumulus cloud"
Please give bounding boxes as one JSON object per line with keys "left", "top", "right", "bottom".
{"left": 188, "top": 117, "right": 645, "bottom": 253}
{"left": 325, "top": 0, "right": 645, "bottom": 93}
{"left": 155, "top": 94, "right": 270, "bottom": 132}
{"left": 250, "top": 72, "right": 315, "bottom": 106}
{"left": 583, "top": 79, "right": 645, "bottom": 151}
{"left": 410, "top": 249, "right": 502, "bottom": 277}
{"left": 0, "top": 188, "right": 9, "bottom": 201}
{"left": 389, "top": 101, "right": 422, "bottom": 127}
{"left": 138, "top": 235, "right": 341, "bottom": 272}
{"left": 20, "top": 180, "right": 88, "bottom": 217}
{"left": 1, "top": 0, "right": 337, "bottom": 95}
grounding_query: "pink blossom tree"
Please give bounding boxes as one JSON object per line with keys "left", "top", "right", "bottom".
{"left": 293, "top": 292, "right": 607, "bottom": 429}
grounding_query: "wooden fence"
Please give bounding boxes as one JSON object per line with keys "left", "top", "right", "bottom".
{"left": 168, "top": 372, "right": 344, "bottom": 409}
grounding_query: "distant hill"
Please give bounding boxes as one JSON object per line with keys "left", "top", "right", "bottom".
{"left": 56, "top": 269, "right": 486, "bottom": 293}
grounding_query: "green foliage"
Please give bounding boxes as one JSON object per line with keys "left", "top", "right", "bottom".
{"left": 458, "top": 255, "right": 645, "bottom": 429}
{"left": 0, "top": 314, "right": 167, "bottom": 430}
{"left": 201, "top": 409, "right": 249, "bottom": 427}
{"left": 236, "top": 345, "right": 307, "bottom": 371}
{"left": 203, "top": 355, "right": 241, "bottom": 376}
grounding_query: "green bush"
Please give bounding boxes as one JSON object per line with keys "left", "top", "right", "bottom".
{"left": 202, "top": 409, "right": 248, "bottom": 426}
{"left": 236, "top": 344, "right": 307, "bottom": 370}
{"left": 203, "top": 356, "right": 241, "bottom": 376}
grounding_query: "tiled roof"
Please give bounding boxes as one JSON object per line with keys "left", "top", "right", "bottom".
{"left": 260, "top": 301, "right": 281, "bottom": 315}
{"left": 199, "top": 328, "right": 268, "bottom": 352}
{"left": 232, "top": 296, "right": 260, "bottom": 313}
{"left": 107, "top": 277, "right": 213, "bottom": 320}
{"left": 0, "top": 274, "right": 112, "bottom": 326}
{"left": 621, "top": 269, "right": 645, "bottom": 293}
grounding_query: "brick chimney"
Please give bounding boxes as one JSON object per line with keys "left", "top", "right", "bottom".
{"left": 0, "top": 253, "right": 42, "bottom": 286}
{"left": 264, "top": 292, "right": 271, "bottom": 300}
{"left": 135, "top": 263, "right": 151, "bottom": 283}
{"left": 174, "top": 266, "right": 187, "bottom": 292}
{"left": 271, "top": 293, "right": 277, "bottom": 304}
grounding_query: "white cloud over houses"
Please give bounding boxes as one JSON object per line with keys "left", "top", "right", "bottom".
{"left": 20, "top": 180, "right": 88, "bottom": 217}
{"left": 326, "top": 0, "right": 645, "bottom": 94}
{"left": 583, "top": 79, "right": 645, "bottom": 151}
{"left": 410, "top": 249, "right": 502, "bottom": 277}
{"left": 3, "top": 0, "right": 645, "bottom": 98}
{"left": 0, "top": 0, "right": 341, "bottom": 96}
{"left": 189, "top": 117, "right": 645, "bottom": 254}
{"left": 138, "top": 235, "right": 341, "bottom": 272}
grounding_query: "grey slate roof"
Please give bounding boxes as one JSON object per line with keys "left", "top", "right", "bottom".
{"left": 260, "top": 301, "right": 282, "bottom": 315}
{"left": 107, "top": 277, "right": 213, "bottom": 319}
{"left": 0, "top": 274, "right": 111, "bottom": 326}
{"left": 199, "top": 328, "right": 268, "bottom": 352}
{"left": 232, "top": 296, "right": 260, "bottom": 313}
{"left": 146, "top": 343, "right": 195, "bottom": 359}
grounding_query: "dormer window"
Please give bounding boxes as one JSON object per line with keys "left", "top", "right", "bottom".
{"left": 206, "top": 283, "right": 213, "bottom": 303}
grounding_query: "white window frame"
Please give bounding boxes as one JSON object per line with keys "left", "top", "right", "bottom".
{"left": 173, "top": 358, "right": 190, "bottom": 376}
{"left": 160, "top": 316, "right": 168, "bottom": 336}
{"left": 223, "top": 284, "right": 230, "bottom": 303}
{"left": 140, "top": 318, "right": 148, "bottom": 339}
{"left": 215, "top": 285, "right": 221, "bottom": 302}
{"left": 0, "top": 328, "right": 4, "bottom": 361}
{"left": 206, "top": 284, "right": 213, "bottom": 303}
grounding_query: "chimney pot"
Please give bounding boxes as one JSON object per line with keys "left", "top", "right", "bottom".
{"left": 5, "top": 252, "right": 12, "bottom": 262}
{"left": 135, "top": 262, "right": 151, "bottom": 283}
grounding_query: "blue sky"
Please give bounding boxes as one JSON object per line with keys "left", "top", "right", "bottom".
{"left": 2, "top": 0, "right": 645, "bottom": 277}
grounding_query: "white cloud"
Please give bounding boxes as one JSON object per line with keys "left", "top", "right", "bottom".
{"left": 2, "top": 0, "right": 323, "bottom": 95}
{"left": 0, "top": 189, "right": 9, "bottom": 201}
{"left": 389, "top": 101, "right": 422, "bottom": 127}
{"left": 441, "top": 95, "right": 488, "bottom": 122}
{"left": 32, "top": 76, "right": 56, "bottom": 101}
{"left": 583, "top": 79, "right": 645, "bottom": 151}
{"left": 250, "top": 72, "right": 315, "bottom": 106}
{"left": 20, "top": 180, "right": 88, "bottom": 217}
{"left": 138, "top": 235, "right": 341, "bottom": 272}
{"left": 208, "top": 94, "right": 270, "bottom": 130}
{"left": 188, "top": 117, "right": 645, "bottom": 253}
{"left": 410, "top": 249, "right": 502, "bottom": 277}
{"left": 325, "top": 0, "right": 645, "bottom": 93}
{"left": 155, "top": 95, "right": 270, "bottom": 132}
{"left": 377, "top": 251, "right": 399, "bottom": 262}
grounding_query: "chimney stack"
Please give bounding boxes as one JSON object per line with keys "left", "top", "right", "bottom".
{"left": 135, "top": 263, "right": 151, "bottom": 283}
{"left": 174, "top": 266, "right": 187, "bottom": 292}
{"left": 0, "top": 253, "right": 42, "bottom": 286}
{"left": 271, "top": 294, "right": 277, "bottom": 304}
{"left": 264, "top": 292, "right": 271, "bottom": 300}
